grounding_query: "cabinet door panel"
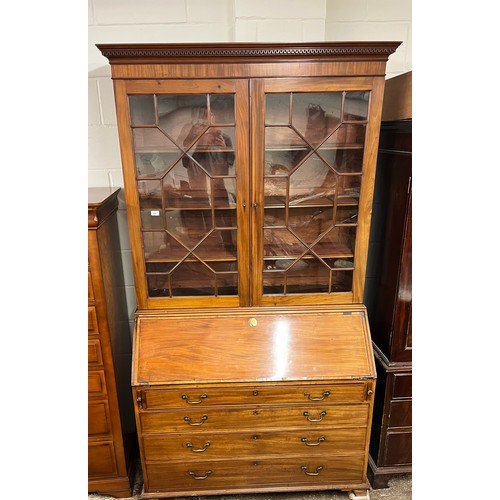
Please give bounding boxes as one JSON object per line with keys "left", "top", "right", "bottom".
{"left": 252, "top": 78, "right": 384, "bottom": 306}
{"left": 116, "top": 79, "right": 250, "bottom": 309}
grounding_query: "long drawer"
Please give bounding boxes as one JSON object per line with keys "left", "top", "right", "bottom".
{"left": 142, "top": 427, "right": 367, "bottom": 461}
{"left": 139, "top": 382, "right": 370, "bottom": 410}
{"left": 140, "top": 404, "right": 369, "bottom": 433}
{"left": 145, "top": 455, "right": 365, "bottom": 492}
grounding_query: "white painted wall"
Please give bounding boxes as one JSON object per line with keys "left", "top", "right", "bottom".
{"left": 88, "top": 0, "right": 412, "bottom": 328}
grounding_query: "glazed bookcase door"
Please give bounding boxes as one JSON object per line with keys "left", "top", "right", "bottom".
{"left": 251, "top": 78, "right": 384, "bottom": 306}
{"left": 114, "top": 80, "right": 250, "bottom": 309}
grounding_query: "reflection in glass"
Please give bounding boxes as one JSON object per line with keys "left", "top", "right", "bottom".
{"left": 344, "top": 92, "right": 369, "bottom": 121}
{"left": 286, "top": 256, "right": 330, "bottom": 294}
{"left": 130, "top": 93, "right": 239, "bottom": 299}
{"left": 313, "top": 226, "right": 357, "bottom": 257}
{"left": 138, "top": 180, "right": 162, "bottom": 209}
{"left": 288, "top": 207, "right": 333, "bottom": 246}
{"left": 164, "top": 160, "right": 210, "bottom": 209}
{"left": 143, "top": 232, "right": 189, "bottom": 261}
{"left": 194, "top": 230, "right": 237, "bottom": 260}
{"left": 129, "top": 95, "right": 156, "bottom": 126}
{"left": 289, "top": 155, "right": 336, "bottom": 205}
{"left": 292, "top": 92, "right": 342, "bottom": 146}
{"left": 165, "top": 209, "right": 211, "bottom": 249}
{"left": 264, "top": 228, "right": 307, "bottom": 258}
{"left": 265, "top": 94, "right": 290, "bottom": 125}
{"left": 170, "top": 261, "right": 215, "bottom": 296}
{"left": 210, "top": 95, "right": 235, "bottom": 125}
{"left": 157, "top": 95, "right": 208, "bottom": 145}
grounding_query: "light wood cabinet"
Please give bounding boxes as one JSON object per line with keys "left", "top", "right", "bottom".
{"left": 98, "top": 42, "right": 400, "bottom": 499}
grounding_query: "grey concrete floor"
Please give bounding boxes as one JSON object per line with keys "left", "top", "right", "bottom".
{"left": 89, "top": 459, "right": 411, "bottom": 500}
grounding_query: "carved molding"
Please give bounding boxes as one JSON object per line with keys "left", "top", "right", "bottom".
{"left": 98, "top": 43, "right": 401, "bottom": 61}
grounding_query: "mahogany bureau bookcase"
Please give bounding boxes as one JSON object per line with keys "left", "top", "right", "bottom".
{"left": 97, "top": 42, "right": 400, "bottom": 499}
{"left": 88, "top": 188, "right": 136, "bottom": 497}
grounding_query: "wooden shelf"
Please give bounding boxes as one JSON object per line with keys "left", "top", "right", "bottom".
{"left": 265, "top": 143, "right": 364, "bottom": 152}
{"left": 264, "top": 195, "right": 359, "bottom": 208}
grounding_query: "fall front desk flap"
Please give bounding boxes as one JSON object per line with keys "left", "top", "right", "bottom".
{"left": 133, "top": 306, "right": 376, "bottom": 386}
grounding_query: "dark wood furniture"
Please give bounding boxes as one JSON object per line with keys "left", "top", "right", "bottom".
{"left": 88, "top": 188, "right": 136, "bottom": 497}
{"left": 98, "top": 42, "right": 401, "bottom": 499}
{"left": 364, "top": 71, "right": 412, "bottom": 488}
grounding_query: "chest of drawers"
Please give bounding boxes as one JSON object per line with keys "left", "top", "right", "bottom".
{"left": 133, "top": 306, "right": 376, "bottom": 498}
{"left": 88, "top": 188, "right": 136, "bottom": 497}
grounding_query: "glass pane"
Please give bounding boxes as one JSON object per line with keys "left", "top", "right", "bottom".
{"left": 344, "top": 92, "right": 369, "bottom": 121}
{"left": 263, "top": 271, "right": 284, "bottom": 295}
{"left": 147, "top": 274, "right": 170, "bottom": 297}
{"left": 143, "top": 231, "right": 189, "bottom": 261}
{"left": 264, "top": 207, "right": 286, "bottom": 228}
{"left": 292, "top": 92, "right": 342, "bottom": 146}
{"left": 285, "top": 257, "right": 330, "bottom": 294}
{"left": 216, "top": 273, "right": 238, "bottom": 296}
{"left": 289, "top": 155, "right": 336, "bottom": 206}
{"left": 138, "top": 180, "right": 162, "bottom": 209}
{"left": 141, "top": 209, "right": 164, "bottom": 230}
{"left": 129, "top": 95, "right": 156, "bottom": 126}
{"left": 264, "top": 228, "right": 307, "bottom": 258}
{"left": 313, "top": 226, "right": 357, "bottom": 258}
{"left": 210, "top": 95, "right": 235, "bottom": 125}
{"left": 264, "top": 177, "right": 287, "bottom": 207}
{"left": 265, "top": 127, "right": 311, "bottom": 174}
{"left": 331, "top": 270, "right": 353, "bottom": 292}
{"left": 321, "top": 148, "right": 364, "bottom": 175}
{"left": 214, "top": 207, "right": 237, "bottom": 228}
{"left": 170, "top": 261, "right": 215, "bottom": 296}
{"left": 288, "top": 206, "right": 334, "bottom": 246}
{"left": 213, "top": 178, "right": 236, "bottom": 208}
{"left": 321, "top": 123, "right": 366, "bottom": 147}
{"left": 164, "top": 160, "right": 211, "bottom": 209}
{"left": 336, "top": 206, "right": 358, "bottom": 225}
{"left": 338, "top": 175, "right": 361, "bottom": 202}
{"left": 165, "top": 209, "right": 212, "bottom": 249}
{"left": 265, "top": 94, "right": 290, "bottom": 125}
{"left": 133, "top": 129, "right": 180, "bottom": 178}
{"left": 194, "top": 230, "right": 237, "bottom": 261}
{"left": 157, "top": 95, "right": 208, "bottom": 146}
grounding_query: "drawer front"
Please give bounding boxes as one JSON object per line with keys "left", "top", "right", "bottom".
{"left": 140, "top": 405, "right": 369, "bottom": 434}
{"left": 89, "top": 400, "right": 112, "bottom": 437}
{"left": 88, "top": 306, "right": 99, "bottom": 334}
{"left": 392, "top": 373, "right": 412, "bottom": 399}
{"left": 388, "top": 400, "right": 412, "bottom": 428}
{"left": 88, "top": 440, "right": 117, "bottom": 477}
{"left": 142, "top": 427, "right": 367, "bottom": 461}
{"left": 88, "top": 339, "right": 103, "bottom": 366}
{"left": 88, "top": 370, "right": 107, "bottom": 397}
{"left": 145, "top": 455, "right": 365, "bottom": 492}
{"left": 141, "top": 383, "right": 369, "bottom": 410}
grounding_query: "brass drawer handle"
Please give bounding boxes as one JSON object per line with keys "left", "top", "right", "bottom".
{"left": 304, "top": 390, "right": 330, "bottom": 401}
{"left": 301, "top": 436, "right": 326, "bottom": 446}
{"left": 184, "top": 415, "right": 208, "bottom": 426}
{"left": 186, "top": 441, "right": 211, "bottom": 453}
{"left": 181, "top": 393, "right": 208, "bottom": 404}
{"left": 303, "top": 410, "right": 327, "bottom": 422}
{"left": 188, "top": 470, "right": 212, "bottom": 480}
{"left": 301, "top": 465, "right": 324, "bottom": 476}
